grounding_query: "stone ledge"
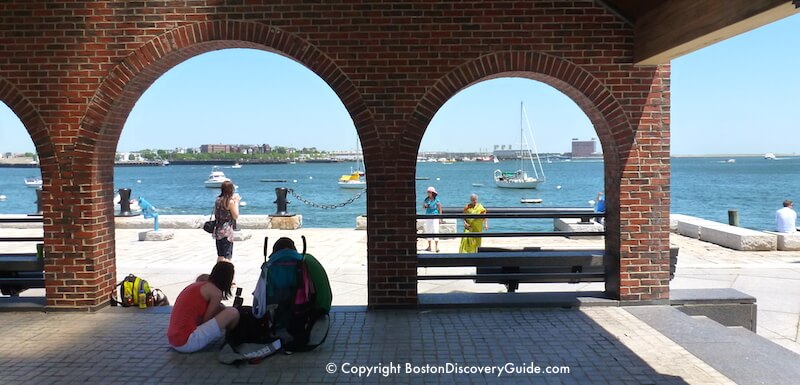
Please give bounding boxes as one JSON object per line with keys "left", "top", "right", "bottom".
{"left": 415, "top": 219, "right": 456, "bottom": 234}
{"left": 553, "top": 218, "right": 605, "bottom": 239}
{"left": 115, "top": 215, "right": 273, "bottom": 229}
{"left": 672, "top": 214, "right": 778, "bottom": 251}
{"left": 699, "top": 224, "right": 776, "bottom": 251}
{"left": 670, "top": 288, "right": 758, "bottom": 332}
{"left": 764, "top": 231, "right": 800, "bottom": 251}
{"left": 137, "top": 230, "right": 174, "bottom": 241}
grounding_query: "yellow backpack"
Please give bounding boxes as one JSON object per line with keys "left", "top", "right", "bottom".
{"left": 111, "top": 274, "right": 152, "bottom": 307}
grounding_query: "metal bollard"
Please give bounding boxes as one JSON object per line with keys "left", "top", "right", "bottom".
{"left": 118, "top": 188, "right": 133, "bottom": 216}
{"left": 273, "top": 187, "right": 293, "bottom": 216}
{"left": 728, "top": 210, "right": 739, "bottom": 227}
{"left": 34, "top": 188, "right": 43, "bottom": 215}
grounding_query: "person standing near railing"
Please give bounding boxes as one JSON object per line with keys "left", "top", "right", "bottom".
{"left": 459, "top": 194, "right": 488, "bottom": 253}
{"left": 422, "top": 186, "right": 443, "bottom": 252}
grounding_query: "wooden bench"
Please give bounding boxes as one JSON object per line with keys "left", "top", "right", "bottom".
{"left": 0, "top": 217, "right": 45, "bottom": 297}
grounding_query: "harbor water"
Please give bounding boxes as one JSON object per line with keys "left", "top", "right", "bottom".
{"left": 0, "top": 156, "right": 797, "bottom": 232}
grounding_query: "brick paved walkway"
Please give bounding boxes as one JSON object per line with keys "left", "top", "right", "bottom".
{"left": 0, "top": 307, "right": 733, "bottom": 385}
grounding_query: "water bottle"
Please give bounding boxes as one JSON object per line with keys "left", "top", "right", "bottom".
{"left": 138, "top": 289, "right": 147, "bottom": 309}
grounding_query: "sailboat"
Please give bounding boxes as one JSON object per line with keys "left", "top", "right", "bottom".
{"left": 338, "top": 140, "right": 366, "bottom": 189}
{"left": 493, "top": 102, "right": 546, "bottom": 189}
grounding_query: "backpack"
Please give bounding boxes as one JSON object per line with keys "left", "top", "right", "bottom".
{"left": 220, "top": 286, "right": 282, "bottom": 365}
{"left": 110, "top": 274, "right": 169, "bottom": 307}
{"left": 252, "top": 236, "right": 331, "bottom": 352}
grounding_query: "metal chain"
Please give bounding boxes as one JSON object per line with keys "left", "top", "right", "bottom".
{"left": 288, "top": 188, "right": 366, "bottom": 209}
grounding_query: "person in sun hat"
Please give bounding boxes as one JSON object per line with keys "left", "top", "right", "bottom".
{"left": 422, "top": 186, "right": 443, "bottom": 252}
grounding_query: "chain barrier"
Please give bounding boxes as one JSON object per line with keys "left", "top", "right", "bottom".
{"left": 287, "top": 187, "right": 366, "bottom": 210}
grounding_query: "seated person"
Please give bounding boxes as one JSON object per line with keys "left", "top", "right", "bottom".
{"left": 775, "top": 199, "right": 797, "bottom": 233}
{"left": 167, "top": 262, "right": 239, "bottom": 353}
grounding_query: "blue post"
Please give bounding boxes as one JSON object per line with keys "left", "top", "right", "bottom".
{"left": 138, "top": 197, "right": 159, "bottom": 231}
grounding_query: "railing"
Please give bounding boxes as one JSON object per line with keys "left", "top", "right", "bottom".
{"left": 416, "top": 207, "right": 605, "bottom": 238}
{"left": 415, "top": 207, "right": 606, "bottom": 292}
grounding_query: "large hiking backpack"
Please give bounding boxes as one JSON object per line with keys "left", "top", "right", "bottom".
{"left": 252, "top": 236, "right": 332, "bottom": 352}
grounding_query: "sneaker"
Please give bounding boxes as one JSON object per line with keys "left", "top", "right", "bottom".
{"left": 425, "top": 247, "right": 431, "bottom": 251}
{"left": 435, "top": 248, "right": 440, "bottom": 253}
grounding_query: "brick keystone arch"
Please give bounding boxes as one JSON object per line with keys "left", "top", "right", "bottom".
{"left": 66, "top": 21, "right": 371, "bottom": 309}
{"left": 406, "top": 51, "right": 637, "bottom": 299}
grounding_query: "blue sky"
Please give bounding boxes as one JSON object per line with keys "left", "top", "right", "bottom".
{"left": 0, "top": 14, "right": 797, "bottom": 156}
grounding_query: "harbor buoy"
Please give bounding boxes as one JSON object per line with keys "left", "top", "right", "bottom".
{"left": 136, "top": 180, "right": 141, "bottom": 183}
{"left": 239, "top": 201, "right": 247, "bottom": 207}
{"left": 588, "top": 200, "right": 596, "bottom": 206}
{"left": 0, "top": 195, "right": 6, "bottom": 201}
{"left": 436, "top": 177, "right": 441, "bottom": 181}
{"left": 309, "top": 176, "right": 313, "bottom": 179}
{"left": 556, "top": 185, "right": 562, "bottom": 190}
{"left": 293, "top": 179, "right": 298, "bottom": 183}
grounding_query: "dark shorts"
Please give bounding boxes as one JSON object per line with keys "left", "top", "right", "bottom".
{"left": 215, "top": 238, "right": 233, "bottom": 259}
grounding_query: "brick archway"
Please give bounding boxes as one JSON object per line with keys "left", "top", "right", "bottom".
{"left": 65, "top": 21, "right": 371, "bottom": 309}
{"left": 407, "top": 52, "right": 630, "bottom": 163}
{"left": 0, "top": 77, "right": 53, "bottom": 174}
{"left": 404, "top": 52, "right": 665, "bottom": 302}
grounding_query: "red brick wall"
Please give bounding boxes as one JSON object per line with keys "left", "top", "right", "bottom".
{"left": 0, "top": 1, "right": 670, "bottom": 309}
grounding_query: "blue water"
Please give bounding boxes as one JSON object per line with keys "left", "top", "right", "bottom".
{"left": 0, "top": 157, "right": 797, "bottom": 231}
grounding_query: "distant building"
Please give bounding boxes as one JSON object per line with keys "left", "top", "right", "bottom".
{"left": 570, "top": 138, "right": 603, "bottom": 160}
{"left": 200, "top": 144, "right": 232, "bottom": 153}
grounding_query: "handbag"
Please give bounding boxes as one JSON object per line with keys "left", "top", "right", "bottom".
{"left": 202, "top": 206, "right": 216, "bottom": 233}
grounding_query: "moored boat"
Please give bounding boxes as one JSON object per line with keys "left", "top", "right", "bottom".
{"left": 23, "top": 177, "right": 42, "bottom": 188}
{"left": 494, "top": 102, "right": 546, "bottom": 189}
{"left": 204, "top": 167, "right": 230, "bottom": 188}
{"left": 338, "top": 172, "right": 366, "bottom": 189}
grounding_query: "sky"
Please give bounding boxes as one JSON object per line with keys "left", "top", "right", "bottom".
{"left": 0, "top": 14, "right": 798, "bottom": 156}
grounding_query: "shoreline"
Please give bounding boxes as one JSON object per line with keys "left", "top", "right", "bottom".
{"left": 2, "top": 153, "right": 798, "bottom": 168}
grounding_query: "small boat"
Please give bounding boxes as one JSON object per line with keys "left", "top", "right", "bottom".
{"left": 231, "top": 163, "right": 242, "bottom": 169}
{"left": 23, "top": 177, "right": 42, "bottom": 188}
{"left": 338, "top": 172, "right": 366, "bottom": 189}
{"left": 260, "top": 179, "right": 288, "bottom": 183}
{"left": 416, "top": 177, "right": 430, "bottom": 180}
{"left": 471, "top": 183, "right": 484, "bottom": 187}
{"left": 764, "top": 153, "right": 776, "bottom": 160}
{"left": 520, "top": 198, "right": 543, "bottom": 204}
{"left": 204, "top": 167, "right": 230, "bottom": 188}
{"left": 494, "top": 102, "right": 545, "bottom": 189}
{"left": 161, "top": 160, "right": 170, "bottom": 166}
{"left": 726, "top": 159, "right": 735, "bottom": 163}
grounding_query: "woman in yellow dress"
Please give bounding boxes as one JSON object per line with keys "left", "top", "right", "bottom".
{"left": 459, "top": 194, "right": 488, "bottom": 253}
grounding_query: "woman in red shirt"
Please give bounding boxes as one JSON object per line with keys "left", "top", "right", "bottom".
{"left": 167, "top": 262, "right": 239, "bottom": 353}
